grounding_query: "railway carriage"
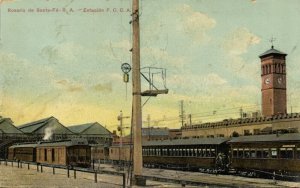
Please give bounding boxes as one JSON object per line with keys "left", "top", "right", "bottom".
{"left": 8, "top": 143, "right": 37, "bottom": 162}
{"left": 91, "top": 144, "right": 109, "bottom": 162}
{"left": 36, "top": 139, "right": 91, "bottom": 167}
{"left": 8, "top": 139, "right": 91, "bottom": 168}
{"left": 109, "top": 145, "right": 132, "bottom": 163}
{"left": 228, "top": 133, "right": 300, "bottom": 180}
{"left": 142, "top": 137, "right": 230, "bottom": 172}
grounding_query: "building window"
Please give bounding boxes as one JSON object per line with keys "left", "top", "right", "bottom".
{"left": 253, "top": 129, "right": 260, "bottom": 135}
{"left": 244, "top": 130, "right": 251, "bottom": 136}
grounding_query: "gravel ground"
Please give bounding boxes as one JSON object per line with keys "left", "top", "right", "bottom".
{"left": 0, "top": 162, "right": 197, "bottom": 188}
{"left": 1, "top": 161, "right": 299, "bottom": 188}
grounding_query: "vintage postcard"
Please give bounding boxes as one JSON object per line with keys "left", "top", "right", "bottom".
{"left": 0, "top": 0, "right": 300, "bottom": 187}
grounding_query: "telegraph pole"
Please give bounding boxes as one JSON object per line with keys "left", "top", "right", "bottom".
{"left": 131, "top": 0, "right": 145, "bottom": 185}
{"left": 147, "top": 114, "right": 151, "bottom": 140}
{"left": 179, "top": 100, "right": 185, "bottom": 127}
{"left": 118, "top": 111, "right": 129, "bottom": 168}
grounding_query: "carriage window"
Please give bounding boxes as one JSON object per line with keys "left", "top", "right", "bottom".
{"left": 189, "top": 149, "right": 192, "bottom": 156}
{"left": 297, "top": 148, "right": 300, "bottom": 159}
{"left": 256, "top": 150, "right": 262, "bottom": 158}
{"left": 52, "top": 149, "right": 55, "bottom": 162}
{"left": 211, "top": 149, "right": 216, "bottom": 157}
{"left": 157, "top": 149, "right": 160, "bottom": 156}
{"left": 262, "top": 148, "right": 269, "bottom": 158}
{"left": 250, "top": 149, "right": 256, "bottom": 158}
{"left": 271, "top": 148, "right": 277, "bottom": 158}
{"left": 244, "top": 148, "right": 250, "bottom": 158}
{"left": 197, "top": 149, "right": 202, "bottom": 157}
{"left": 232, "top": 148, "right": 238, "bottom": 158}
{"left": 203, "top": 149, "right": 206, "bottom": 157}
{"left": 39, "top": 149, "right": 42, "bottom": 160}
{"left": 280, "top": 148, "right": 293, "bottom": 159}
{"left": 207, "top": 149, "right": 211, "bottom": 157}
{"left": 238, "top": 149, "right": 243, "bottom": 158}
{"left": 44, "top": 149, "right": 47, "bottom": 161}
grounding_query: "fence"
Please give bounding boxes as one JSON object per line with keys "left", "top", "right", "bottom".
{"left": 0, "top": 159, "right": 126, "bottom": 188}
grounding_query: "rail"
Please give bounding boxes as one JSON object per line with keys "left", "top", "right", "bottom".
{"left": 0, "top": 159, "right": 126, "bottom": 188}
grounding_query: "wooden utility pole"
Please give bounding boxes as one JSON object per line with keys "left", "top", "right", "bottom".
{"left": 131, "top": 0, "right": 145, "bottom": 185}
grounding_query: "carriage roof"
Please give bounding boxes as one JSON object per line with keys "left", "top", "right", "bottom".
{"left": 143, "top": 137, "right": 230, "bottom": 146}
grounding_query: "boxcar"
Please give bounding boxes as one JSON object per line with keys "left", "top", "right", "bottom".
{"left": 142, "top": 137, "right": 230, "bottom": 171}
{"left": 8, "top": 143, "right": 37, "bottom": 162}
{"left": 36, "top": 139, "right": 91, "bottom": 168}
{"left": 228, "top": 133, "right": 300, "bottom": 179}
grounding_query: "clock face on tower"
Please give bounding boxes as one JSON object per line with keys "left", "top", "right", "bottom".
{"left": 277, "top": 77, "right": 282, "bottom": 84}
{"left": 264, "top": 77, "right": 271, "bottom": 85}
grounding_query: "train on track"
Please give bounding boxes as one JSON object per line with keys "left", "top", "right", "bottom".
{"left": 8, "top": 139, "right": 91, "bottom": 168}
{"left": 93, "top": 133, "right": 300, "bottom": 180}
{"left": 7, "top": 133, "right": 300, "bottom": 180}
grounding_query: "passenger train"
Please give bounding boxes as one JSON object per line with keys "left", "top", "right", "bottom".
{"left": 7, "top": 133, "right": 300, "bottom": 181}
{"left": 93, "top": 133, "right": 300, "bottom": 181}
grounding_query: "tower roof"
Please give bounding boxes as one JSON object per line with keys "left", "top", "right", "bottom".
{"left": 259, "top": 46, "right": 287, "bottom": 58}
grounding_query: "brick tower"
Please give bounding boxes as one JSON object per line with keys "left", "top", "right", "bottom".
{"left": 259, "top": 46, "right": 287, "bottom": 117}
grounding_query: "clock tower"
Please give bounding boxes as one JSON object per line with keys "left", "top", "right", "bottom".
{"left": 259, "top": 46, "right": 287, "bottom": 117}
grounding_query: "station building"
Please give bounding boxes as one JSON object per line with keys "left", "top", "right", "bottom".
{"left": 182, "top": 46, "right": 300, "bottom": 138}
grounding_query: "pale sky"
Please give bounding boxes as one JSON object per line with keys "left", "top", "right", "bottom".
{"left": 0, "top": 0, "right": 300, "bottom": 133}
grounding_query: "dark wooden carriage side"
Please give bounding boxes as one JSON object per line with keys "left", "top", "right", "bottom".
{"left": 228, "top": 133, "right": 300, "bottom": 178}
{"left": 8, "top": 143, "right": 37, "bottom": 162}
{"left": 142, "top": 137, "right": 230, "bottom": 171}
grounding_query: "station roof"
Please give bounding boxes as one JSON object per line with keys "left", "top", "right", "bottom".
{"left": 142, "top": 127, "right": 169, "bottom": 136}
{"left": 228, "top": 133, "right": 300, "bottom": 143}
{"left": 259, "top": 46, "right": 287, "bottom": 58}
{"left": 67, "top": 122, "right": 112, "bottom": 137}
{"left": 143, "top": 137, "right": 230, "bottom": 146}
{"left": 17, "top": 116, "right": 73, "bottom": 134}
{"left": 0, "top": 118, "right": 23, "bottom": 134}
{"left": 18, "top": 117, "right": 55, "bottom": 133}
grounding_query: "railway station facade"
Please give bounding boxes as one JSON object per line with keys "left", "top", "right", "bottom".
{"left": 182, "top": 46, "right": 299, "bottom": 138}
